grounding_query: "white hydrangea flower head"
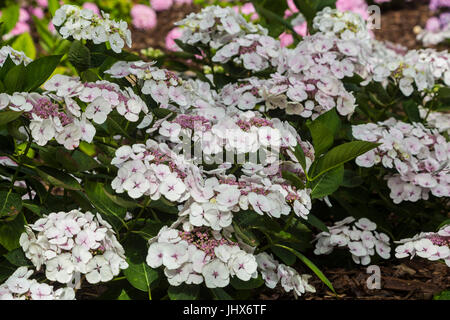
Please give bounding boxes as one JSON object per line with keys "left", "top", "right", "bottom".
{"left": 175, "top": 5, "right": 267, "bottom": 49}
{"left": 0, "top": 267, "right": 75, "bottom": 300}
{"left": 0, "top": 91, "right": 96, "bottom": 150}
{"left": 19, "top": 209, "right": 128, "bottom": 284}
{"left": 0, "top": 46, "right": 32, "bottom": 67}
{"left": 353, "top": 118, "right": 450, "bottom": 203}
{"left": 146, "top": 225, "right": 259, "bottom": 288}
{"left": 417, "top": 24, "right": 450, "bottom": 47}
{"left": 222, "top": 33, "right": 370, "bottom": 119}
{"left": 212, "top": 34, "right": 282, "bottom": 72}
{"left": 52, "top": 5, "right": 131, "bottom": 53}
{"left": 255, "top": 252, "right": 315, "bottom": 297}
{"left": 313, "top": 216, "right": 391, "bottom": 265}
{"left": 43, "top": 74, "right": 148, "bottom": 126}
{"left": 313, "top": 7, "right": 372, "bottom": 45}
{"left": 395, "top": 224, "right": 450, "bottom": 267}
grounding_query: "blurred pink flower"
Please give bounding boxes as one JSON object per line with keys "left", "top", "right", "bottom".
{"left": 31, "top": 7, "right": 45, "bottom": 19}
{"left": 151, "top": 0, "right": 173, "bottom": 11}
{"left": 37, "top": 0, "right": 48, "bottom": 8}
{"left": 165, "top": 27, "right": 182, "bottom": 51}
{"left": 19, "top": 8, "right": 30, "bottom": 22}
{"left": 279, "top": 32, "right": 293, "bottom": 47}
{"left": 131, "top": 4, "right": 157, "bottom": 30}
{"left": 294, "top": 22, "right": 308, "bottom": 36}
{"left": 8, "top": 8, "right": 30, "bottom": 36}
{"left": 287, "top": 0, "right": 299, "bottom": 13}
{"left": 48, "top": 20, "right": 56, "bottom": 33}
{"left": 82, "top": 2, "right": 100, "bottom": 16}
{"left": 233, "top": 3, "right": 258, "bottom": 21}
{"left": 426, "top": 17, "right": 441, "bottom": 32}
{"left": 10, "top": 22, "right": 30, "bottom": 36}
{"left": 336, "top": 0, "right": 369, "bottom": 19}
{"left": 174, "top": 0, "right": 192, "bottom": 4}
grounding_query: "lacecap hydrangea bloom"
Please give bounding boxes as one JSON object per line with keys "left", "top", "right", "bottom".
{"left": 212, "top": 33, "right": 281, "bottom": 72}
{"left": 0, "top": 267, "right": 75, "bottom": 300}
{"left": 395, "top": 224, "right": 450, "bottom": 267}
{"left": 43, "top": 74, "right": 148, "bottom": 124}
{"left": 110, "top": 107, "right": 315, "bottom": 221}
{"left": 419, "top": 106, "right": 450, "bottom": 135}
{"left": 0, "top": 45, "right": 32, "bottom": 66}
{"left": 52, "top": 5, "right": 131, "bottom": 53}
{"left": 0, "top": 91, "right": 95, "bottom": 150}
{"left": 221, "top": 32, "right": 367, "bottom": 118}
{"left": 256, "top": 252, "right": 315, "bottom": 297}
{"left": 353, "top": 118, "right": 450, "bottom": 203}
{"left": 146, "top": 225, "right": 258, "bottom": 288}
{"left": 312, "top": 7, "right": 372, "bottom": 45}
{"left": 175, "top": 5, "right": 267, "bottom": 49}
{"left": 313, "top": 217, "right": 391, "bottom": 265}
{"left": 146, "top": 223, "right": 315, "bottom": 297}
{"left": 20, "top": 210, "right": 128, "bottom": 284}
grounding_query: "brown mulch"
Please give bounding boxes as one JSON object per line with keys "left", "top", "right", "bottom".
{"left": 129, "top": 2, "right": 438, "bottom": 54}
{"left": 373, "top": 2, "right": 436, "bottom": 50}
{"left": 130, "top": 3, "right": 200, "bottom": 53}
{"left": 259, "top": 259, "right": 449, "bottom": 300}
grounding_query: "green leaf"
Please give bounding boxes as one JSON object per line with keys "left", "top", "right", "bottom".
{"left": 437, "top": 219, "right": 450, "bottom": 230}
{"left": 0, "top": 260, "right": 17, "bottom": 282}
{"left": 103, "top": 186, "right": 140, "bottom": 209}
{"left": 48, "top": 0, "right": 60, "bottom": 16}
{"left": 230, "top": 276, "right": 264, "bottom": 290}
{"left": 0, "top": 212, "right": 25, "bottom": 250}
{"left": 0, "top": 56, "right": 15, "bottom": 81}
{"left": 311, "top": 141, "right": 379, "bottom": 179}
{"left": 437, "top": 87, "right": 450, "bottom": 99}
{"left": 84, "top": 181, "right": 127, "bottom": 232}
{"left": 233, "top": 222, "right": 259, "bottom": 247}
{"left": 4, "top": 247, "right": 29, "bottom": 266}
{"left": 434, "top": 290, "right": 450, "bottom": 300}
{"left": 0, "top": 111, "right": 23, "bottom": 127}
{"left": 149, "top": 198, "right": 178, "bottom": 214}
{"left": 71, "top": 150, "right": 100, "bottom": 172}
{"left": 0, "top": 191, "right": 22, "bottom": 218}
{"left": 118, "top": 289, "right": 131, "bottom": 300}
{"left": 251, "top": 2, "right": 298, "bottom": 39}
{"left": 273, "top": 244, "right": 336, "bottom": 294}
{"left": 168, "top": 284, "right": 200, "bottom": 300}
{"left": 282, "top": 171, "right": 305, "bottom": 189}
{"left": 310, "top": 165, "right": 344, "bottom": 199}
{"left": 210, "top": 288, "right": 233, "bottom": 300}
{"left": 32, "top": 16, "right": 55, "bottom": 49}
{"left": 22, "top": 201, "right": 41, "bottom": 216}
{"left": 307, "top": 108, "right": 341, "bottom": 156}
{"left": 153, "top": 108, "right": 175, "bottom": 119}
{"left": 293, "top": 0, "right": 316, "bottom": 27}
{"left": 123, "top": 258, "right": 158, "bottom": 294}
{"left": 403, "top": 100, "right": 421, "bottom": 123}
{"left": 68, "top": 41, "right": 91, "bottom": 72}
{"left": 292, "top": 143, "right": 307, "bottom": 170}
{"left": 35, "top": 166, "right": 81, "bottom": 190}
{"left": 341, "top": 169, "right": 363, "bottom": 188}
{"left": 4, "top": 64, "right": 26, "bottom": 93}
{"left": 271, "top": 246, "right": 296, "bottom": 266}
{"left": 305, "top": 214, "right": 329, "bottom": 233}
{"left": 173, "top": 39, "right": 201, "bottom": 56}
{"left": 11, "top": 32, "right": 36, "bottom": 60}
{"left": 23, "top": 55, "right": 63, "bottom": 91}
{"left": 0, "top": 5, "right": 20, "bottom": 35}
